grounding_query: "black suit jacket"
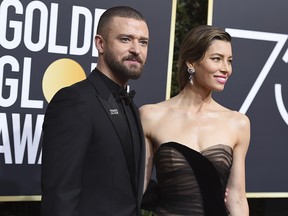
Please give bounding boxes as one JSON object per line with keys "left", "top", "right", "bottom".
{"left": 41, "top": 69, "right": 146, "bottom": 216}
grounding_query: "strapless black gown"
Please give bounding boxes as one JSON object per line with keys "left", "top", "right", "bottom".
{"left": 153, "top": 142, "right": 232, "bottom": 216}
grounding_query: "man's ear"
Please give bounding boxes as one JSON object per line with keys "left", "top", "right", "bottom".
{"left": 95, "top": 35, "right": 104, "bottom": 54}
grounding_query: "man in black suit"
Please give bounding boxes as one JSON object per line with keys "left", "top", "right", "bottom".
{"left": 41, "top": 6, "right": 149, "bottom": 216}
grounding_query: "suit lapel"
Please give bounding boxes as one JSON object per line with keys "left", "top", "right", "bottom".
{"left": 87, "top": 69, "right": 138, "bottom": 194}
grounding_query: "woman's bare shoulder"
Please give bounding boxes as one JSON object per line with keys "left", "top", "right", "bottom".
{"left": 231, "top": 110, "right": 250, "bottom": 127}
{"left": 139, "top": 101, "right": 169, "bottom": 120}
{"left": 221, "top": 109, "right": 250, "bottom": 134}
{"left": 139, "top": 102, "right": 171, "bottom": 137}
{"left": 216, "top": 102, "right": 250, "bottom": 126}
{"left": 214, "top": 101, "right": 250, "bottom": 131}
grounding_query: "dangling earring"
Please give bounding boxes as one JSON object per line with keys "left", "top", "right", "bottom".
{"left": 187, "top": 67, "right": 195, "bottom": 85}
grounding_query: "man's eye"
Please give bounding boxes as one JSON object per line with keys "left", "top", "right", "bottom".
{"left": 140, "top": 40, "right": 148, "bottom": 46}
{"left": 121, "top": 37, "right": 130, "bottom": 42}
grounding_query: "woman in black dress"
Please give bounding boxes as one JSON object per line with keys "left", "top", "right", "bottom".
{"left": 140, "top": 25, "right": 250, "bottom": 216}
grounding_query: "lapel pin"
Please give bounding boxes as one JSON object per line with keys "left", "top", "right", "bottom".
{"left": 110, "top": 109, "right": 119, "bottom": 115}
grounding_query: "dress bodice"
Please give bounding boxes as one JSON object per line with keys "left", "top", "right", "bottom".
{"left": 153, "top": 142, "right": 233, "bottom": 216}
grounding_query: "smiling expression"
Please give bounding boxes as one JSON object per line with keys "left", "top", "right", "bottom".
{"left": 193, "top": 39, "right": 233, "bottom": 92}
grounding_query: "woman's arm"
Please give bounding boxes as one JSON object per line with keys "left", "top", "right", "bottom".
{"left": 226, "top": 113, "right": 250, "bottom": 216}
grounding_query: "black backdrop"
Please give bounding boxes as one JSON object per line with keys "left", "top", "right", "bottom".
{"left": 0, "top": 0, "right": 175, "bottom": 200}
{"left": 211, "top": 0, "right": 288, "bottom": 195}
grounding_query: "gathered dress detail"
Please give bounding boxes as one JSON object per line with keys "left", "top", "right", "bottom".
{"left": 153, "top": 142, "right": 232, "bottom": 216}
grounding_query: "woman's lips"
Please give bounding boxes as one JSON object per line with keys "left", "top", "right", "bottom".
{"left": 214, "top": 75, "right": 227, "bottom": 84}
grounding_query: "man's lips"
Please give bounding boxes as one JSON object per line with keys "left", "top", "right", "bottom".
{"left": 124, "top": 55, "right": 143, "bottom": 64}
{"left": 125, "top": 59, "right": 141, "bottom": 67}
{"left": 126, "top": 59, "right": 140, "bottom": 63}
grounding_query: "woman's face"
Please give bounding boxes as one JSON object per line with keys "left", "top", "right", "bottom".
{"left": 193, "top": 39, "right": 233, "bottom": 92}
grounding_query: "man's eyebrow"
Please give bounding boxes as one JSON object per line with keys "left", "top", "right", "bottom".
{"left": 140, "top": 37, "right": 149, "bottom": 41}
{"left": 139, "top": 35, "right": 149, "bottom": 40}
{"left": 118, "top": 34, "right": 149, "bottom": 40}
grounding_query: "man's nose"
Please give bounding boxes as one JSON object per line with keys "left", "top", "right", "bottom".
{"left": 129, "top": 41, "right": 141, "bottom": 55}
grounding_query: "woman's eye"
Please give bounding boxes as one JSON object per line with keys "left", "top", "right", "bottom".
{"left": 211, "top": 57, "right": 220, "bottom": 61}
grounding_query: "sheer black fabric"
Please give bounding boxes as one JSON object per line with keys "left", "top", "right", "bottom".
{"left": 153, "top": 142, "right": 232, "bottom": 216}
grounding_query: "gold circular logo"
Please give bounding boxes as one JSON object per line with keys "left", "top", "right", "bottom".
{"left": 42, "top": 58, "right": 86, "bottom": 102}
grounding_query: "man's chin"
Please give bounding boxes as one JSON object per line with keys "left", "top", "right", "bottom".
{"left": 126, "top": 66, "right": 143, "bottom": 79}
{"left": 129, "top": 72, "right": 142, "bottom": 80}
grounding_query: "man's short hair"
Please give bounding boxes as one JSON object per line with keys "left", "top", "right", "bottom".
{"left": 97, "top": 6, "right": 146, "bottom": 36}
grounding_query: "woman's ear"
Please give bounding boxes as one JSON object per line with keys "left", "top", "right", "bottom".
{"left": 185, "top": 61, "right": 194, "bottom": 69}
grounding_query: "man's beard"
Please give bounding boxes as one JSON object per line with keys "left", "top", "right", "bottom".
{"left": 104, "top": 50, "right": 145, "bottom": 80}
